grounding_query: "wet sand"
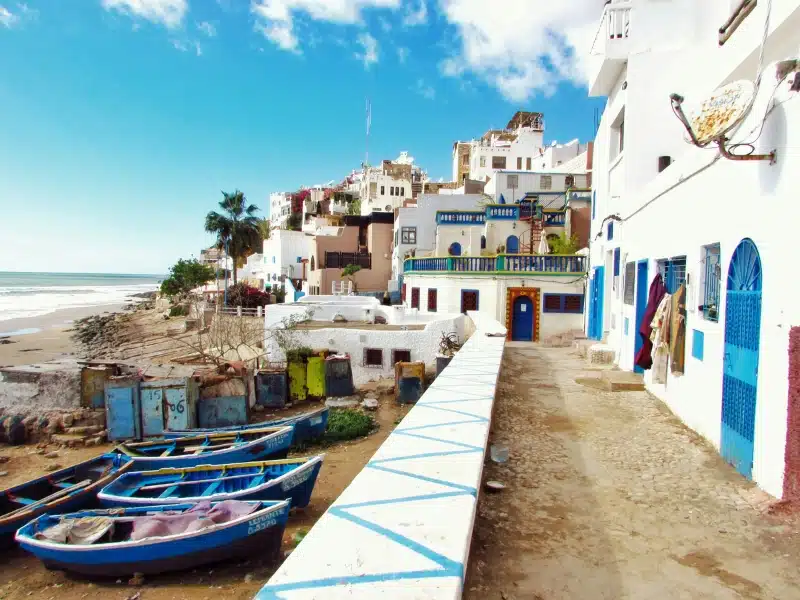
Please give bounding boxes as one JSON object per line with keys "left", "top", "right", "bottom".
{"left": 0, "top": 304, "right": 126, "bottom": 367}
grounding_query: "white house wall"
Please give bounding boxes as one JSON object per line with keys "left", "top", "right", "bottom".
{"left": 435, "top": 225, "right": 484, "bottom": 256}
{"left": 588, "top": 0, "right": 800, "bottom": 498}
{"left": 403, "top": 274, "right": 586, "bottom": 340}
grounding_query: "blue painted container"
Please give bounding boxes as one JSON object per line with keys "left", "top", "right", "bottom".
{"left": 140, "top": 378, "right": 199, "bottom": 438}
{"left": 198, "top": 395, "right": 249, "bottom": 428}
{"left": 395, "top": 362, "right": 425, "bottom": 404}
{"left": 15, "top": 500, "right": 290, "bottom": 576}
{"left": 324, "top": 356, "right": 355, "bottom": 397}
{"left": 104, "top": 376, "right": 142, "bottom": 441}
{"left": 256, "top": 370, "right": 288, "bottom": 408}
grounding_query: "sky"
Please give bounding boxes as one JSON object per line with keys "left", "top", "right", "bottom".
{"left": 0, "top": 0, "right": 607, "bottom": 275}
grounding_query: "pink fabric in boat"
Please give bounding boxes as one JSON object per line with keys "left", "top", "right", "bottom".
{"left": 130, "top": 500, "right": 259, "bottom": 541}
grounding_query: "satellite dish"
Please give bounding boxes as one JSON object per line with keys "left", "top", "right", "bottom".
{"left": 687, "top": 80, "right": 754, "bottom": 145}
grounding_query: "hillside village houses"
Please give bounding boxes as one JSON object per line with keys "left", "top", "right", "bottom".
{"left": 586, "top": 0, "right": 800, "bottom": 500}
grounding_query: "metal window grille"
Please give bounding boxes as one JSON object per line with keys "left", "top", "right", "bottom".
{"left": 540, "top": 175, "right": 552, "bottom": 190}
{"left": 411, "top": 287, "right": 420, "bottom": 309}
{"left": 703, "top": 244, "right": 721, "bottom": 322}
{"left": 613, "top": 248, "right": 621, "bottom": 276}
{"left": 507, "top": 174, "right": 519, "bottom": 189}
{"left": 543, "top": 294, "right": 562, "bottom": 312}
{"left": 364, "top": 348, "right": 383, "bottom": 367}
{"left": 657, "top": 256, "right": 687, "bottom": 294}
{"left": 607, "top": 221, "right": 614, "bottom": 240}
{"left": 543, "top": 294, "right": 584, "bottom": 314}
{"left": 623, "top": 262, "right": 635, "bottom": 305}
{"left": 392, "top": 349, "right": 411, "bottom": 365}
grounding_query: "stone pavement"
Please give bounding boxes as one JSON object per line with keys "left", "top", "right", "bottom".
{"left": 465, "top": 345, "right": 800, "bottom": 600}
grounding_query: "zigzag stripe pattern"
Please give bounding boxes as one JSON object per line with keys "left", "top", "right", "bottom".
{"left": 256, "top": 331, "right": 505, "bottom": 599}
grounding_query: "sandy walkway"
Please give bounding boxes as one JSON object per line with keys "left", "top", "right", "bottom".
{"left": 465, "top": 345, "right": 800, "bottom": 600}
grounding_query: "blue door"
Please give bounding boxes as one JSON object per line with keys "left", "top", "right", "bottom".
{"left": 105, "top": 380, "right": 141, "bottom": 441}
{"left": 140, "top": 387, "right": 164, "bottom": 437}
{"left": 588, "top": 266, "right": 605, "bottom": 340}
{"left": 511, "top": 296, "right": 534, "bottom": 341}
{"left": 634, "top": 260, "right": 649, "bottom": 373}
{"left": 721, "top": 239, "right": 762, "bottom": 479}
{"left": 506, "top": 235, "right": 519, "bottom": 254}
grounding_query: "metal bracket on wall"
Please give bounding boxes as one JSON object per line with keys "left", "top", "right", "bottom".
{"left": 718, "top": 137, "right": 777, "bottom": 165}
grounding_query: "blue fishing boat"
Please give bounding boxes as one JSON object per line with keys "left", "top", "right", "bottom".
{"left": 0, "top": 454, "right": 132, "bottom": 548}
{"left": 97, "top": 455, "right": 324, "bottom": 509}
{"left": 15, "top": 499, "right": 290, "bottom": 576}
{"left": 163, "top": 407, "right": 329, "bottom": 445}
{"left": 114, "top": 426, "right": 293, "bottom": 471}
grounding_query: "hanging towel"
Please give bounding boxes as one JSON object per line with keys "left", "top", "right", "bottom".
{"left": 650, "top": 294, "right": 672, "bottom": 384}
{"left": 670, "top": 283, "right": 687, "bottom": 375}
{"left": 634, "top": 273, "right": 667, "bottom": 370}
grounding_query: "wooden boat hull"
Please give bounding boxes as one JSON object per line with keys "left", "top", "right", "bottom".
{"left": 163, "top": 407, "right": 329, "bottom": 445}
{"left": 15, "top": 500, "right": 290, "bottom": 577}
{"left": 0, "top": 454, "right": 132, "bottom": 548}
{"left": 116, "top": 426, "right": 294, "bottom": 472}
{"left": 98, "top": 456, "right": 324, "bottom": 509}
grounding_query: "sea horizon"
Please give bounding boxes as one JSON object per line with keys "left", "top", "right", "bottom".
{"left": 0, "top": 271, "right": 163, "bottom": 322}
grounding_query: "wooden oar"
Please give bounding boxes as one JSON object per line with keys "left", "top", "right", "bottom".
{"left": 138, "top": 469, "right": 267, "bottom": 492}
{"left": 183, "top": 441, "right": 243, "bottom": 453}
{"left": 3, "top": 480, "right": 92, "bottom": 520}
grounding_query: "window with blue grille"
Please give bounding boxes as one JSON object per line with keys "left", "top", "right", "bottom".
{"left": 543, "top": 294, "right": 584, "bottom": 314}
{"left": 613, "top": 248, "right": 620, "bottom": 276}
{"left": 701, "top": 243, "right": 721, "bottom": 322}
{"left": 657, "top": 256, "right": 687, "bottom": 294}
{"left": 607, "top": 221, "right": 614, "bottom": 240}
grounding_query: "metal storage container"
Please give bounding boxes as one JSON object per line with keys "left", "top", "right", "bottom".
{"left": 324, "top": 355, "right": 354, "bottom": 398}
{"left": 395, "top": 362, "right": 426, "bottom": 405}
{"left": 198, "top": 395, "right": 249, "bottom": 428}
{"left": 104, "top": 376, "right": 142, "bottom": 441}
{"left": 256, "top": 370, "right": 288, "bottom": 408}
{"left": 140, "top": 377, "right": 199, "bottom": 437}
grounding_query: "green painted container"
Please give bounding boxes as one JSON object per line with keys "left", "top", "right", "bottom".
{"left": 288, "top": 360, "right": 308, "bottom": 403}
{"left": 306, "top": 356, "right": 326, "bottom": 399}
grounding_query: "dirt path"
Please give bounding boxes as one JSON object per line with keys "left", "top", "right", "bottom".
{"left": 0, "top": 398, "right": 408, "bottom": 600}
{"left": 465, "top": 345, "right": 800, "bottom": 600}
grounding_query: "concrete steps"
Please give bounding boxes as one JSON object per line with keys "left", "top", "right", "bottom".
{"left": 576, "top": 370, "right": 645, "bottom": 392}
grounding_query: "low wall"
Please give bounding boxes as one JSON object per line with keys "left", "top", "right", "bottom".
{"left": 0, "top": 361, "right": 82, "bottom": 415}
{"left": 256, "top": 311, "right": 507, "bottom": 599}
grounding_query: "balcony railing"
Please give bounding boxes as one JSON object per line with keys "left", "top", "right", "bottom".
{"left": 436, "top": 211, "right": 486, "bottom": 225}
{"left": 591, "top": 1, "right": 632, "bottom": 55}
{"left": 404, "top": 254, "right": 587, "bottom": 275}
{"left": 324, "top": 252, "right": 372, "bottom": 269}
{"left": 486, "top": 205, "right": 520, "bottom": 220}
{"left": 543, "top": 212, "right": 566, "bottom": 226}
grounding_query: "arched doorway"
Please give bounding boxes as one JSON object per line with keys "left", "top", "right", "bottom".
{"left": 506, "top": 235, "right": 519, "bottom": 254}
{"left": 511, "top": 296, "right": 534, "bottom": 341}
{"left": 721, "top": 238, "right": 763, "bottom": 479}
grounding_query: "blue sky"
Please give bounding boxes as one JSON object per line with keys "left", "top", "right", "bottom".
{"left": 0, "top": 0, "right": 606, "bottom": 275}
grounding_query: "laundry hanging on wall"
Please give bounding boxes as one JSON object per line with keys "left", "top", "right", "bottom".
{"left": 650, "top": 293, "right": 672, "bottom": 384}
{"left": 634, "top": 273, "right": 667, "bottom": 370}
{"left": 670, "top": 283, "right": 687, "bottom": 375}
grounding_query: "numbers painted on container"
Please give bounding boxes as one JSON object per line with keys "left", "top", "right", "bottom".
{"left": 167, "top": 398, "right": 186, "bottom": 414}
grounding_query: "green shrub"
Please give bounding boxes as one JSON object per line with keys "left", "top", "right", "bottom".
{"left": 286, "top": 347, "right": 313, "bottom": 363}
{"left": 324, "top": 409, "right": 374, "bottom": 442}
{"left": 169, "top": 305, "right": 188, "bottom": 317}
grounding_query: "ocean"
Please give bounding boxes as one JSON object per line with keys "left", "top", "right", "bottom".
{"left": 0, "top": 271, "right": 163, "bottom": 323}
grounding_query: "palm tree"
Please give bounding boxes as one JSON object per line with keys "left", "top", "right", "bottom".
{"left": 205, "top": 190, "right": 261, "bottom": 286}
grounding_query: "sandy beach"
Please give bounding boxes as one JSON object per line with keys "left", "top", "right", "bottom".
{"left": 0, "top": 303, "right": 126, "bottom": 367}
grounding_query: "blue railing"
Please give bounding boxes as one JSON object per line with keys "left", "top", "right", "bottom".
{"left": 436, "top": 211, "right": 486, "bottom": 225}
{"left": 486, "top": 205, "right": 520, "bottom": 220}
{"left": 404, "top": 254, "right": 587, "bottom": 274}
{"left": 543, "top": 212, "right": 566, "bottom": 226}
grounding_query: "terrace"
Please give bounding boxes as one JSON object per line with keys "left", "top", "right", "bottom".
{"left": 404, "top": 254, "right": 587, "bottom": 275}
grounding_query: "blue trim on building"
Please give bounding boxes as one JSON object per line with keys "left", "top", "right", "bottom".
{"left": 692, "top": 329, "right": 705, "bottom": 361}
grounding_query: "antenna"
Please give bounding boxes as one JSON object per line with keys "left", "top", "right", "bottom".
{"left": 365, "top": 98, "right": 372, "bottom": 168}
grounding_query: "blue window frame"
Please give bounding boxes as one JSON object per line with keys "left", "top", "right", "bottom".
{"left": 613, "top": 248, "right": 620, "bottom": 276}
{"left": 592, "top": 190, "right": 596, "bottom": 220}
{"left": 702, "top": 243, "right": 721, "bottom": 322}
{"left": 542, "top": 293, "right": 584, "bottom": 314}
{"left": 607, "top": 221, "right": 614, "bottom": 240}
{"left": 692, "top": 329, "right": 705, "bottom": 361}
{"left": 657, "top": 256, "right": 687, "bottom": 294}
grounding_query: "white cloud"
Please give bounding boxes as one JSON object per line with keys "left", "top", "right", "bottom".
{"left": 0, "top": 6, "right": 18, "bottom": 28}
{"left": 402, "top": 0, "right": 426, "bottom": 26}
{"left": 413, "top": 78, "right": 435, "bottom": 100}
{"left": 197, "top": 20, "right": 216, "bottom": 37}
{"left": 102, "top": 0, "right": 187, "bottom": 28}
{"left": 379, "top": 16, "right": 391, "bottom": 33}
{"left": 396, "top": 46, "right": 408, "bottom": 63}
{"left": 438, "top": 0, "right": 601, "bottom": 101}
{"left": 251, "top": 0, "right": 400, "bottom": 53}
{"left": 354, "top": 32, "right": 378, "bottom": 68}
{"left": 171, "top": 38, "right": 202, "bottom": 55}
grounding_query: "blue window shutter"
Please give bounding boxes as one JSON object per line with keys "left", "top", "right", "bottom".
{"left": 607, "top": 221, "right": 614, "bottom": 240}
{"left": 592, "top": 191, "right": 596, "bottom": 220}
{"left": 613, "top": 248, "right": 620, "bottom": 276}
{"left": 692, "top": 330, "right": 705, "bottom": 361}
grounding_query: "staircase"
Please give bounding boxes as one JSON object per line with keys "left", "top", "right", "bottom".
{"left": 519, "top": 218, "right": 544, "bottom": 254}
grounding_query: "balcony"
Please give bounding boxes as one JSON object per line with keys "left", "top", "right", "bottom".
{"left": 404, "top": 254, "right": 587, "bottom": 275}
{"left": 436, "top": 211, "right": 486, "bottom": 226}
{"left": 543, "top": 211, "right": 566, "bottom": 227}
{"left": 589, "top": 1, "right": 633, "bottom": 97}
{"left": 486, "top": 205, "right": 520, "bottom": 220}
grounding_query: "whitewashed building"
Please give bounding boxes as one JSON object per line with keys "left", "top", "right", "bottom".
{"left": 262, "top": 229, "right": 310, "bottom": 294}
{"left": 269, "top": 192, "right": 293, "bottom": 228}
{"left": 587, "top": 0, "right": 800, "bottom": 499}
{"left": 357, "top": 152, "right": 426, "bottom": 216}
